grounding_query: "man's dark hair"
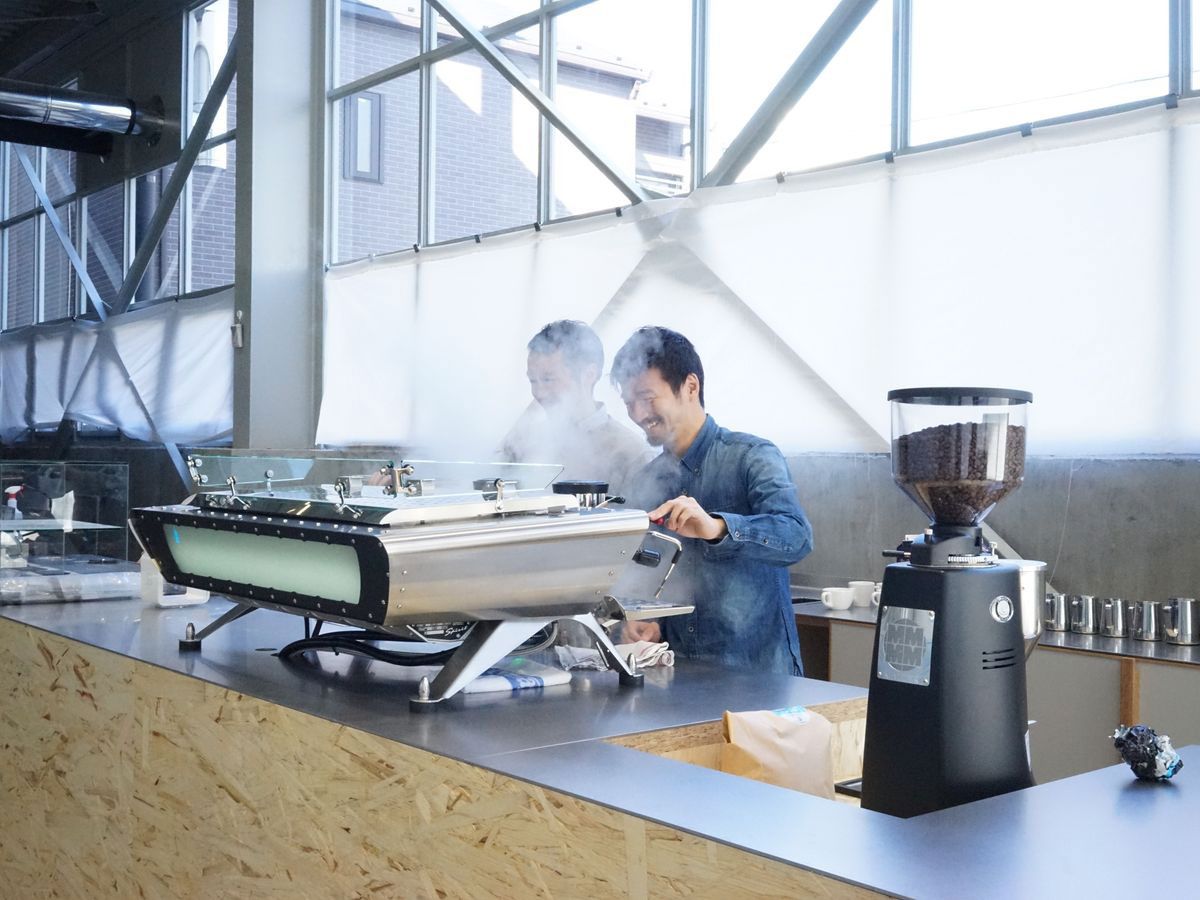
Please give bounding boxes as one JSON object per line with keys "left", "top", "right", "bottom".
{"left": 611, "top": 326, "right": 705, "bottom": 407}
{"left": 527, "top": 320, "right": 604, "bottom": 380}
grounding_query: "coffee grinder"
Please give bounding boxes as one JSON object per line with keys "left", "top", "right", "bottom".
{"left": 861, "top": 387, "right": 1039, "bottom": 818}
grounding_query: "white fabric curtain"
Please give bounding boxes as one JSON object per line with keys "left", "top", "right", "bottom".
{"left": 324, "top": 100, "right": 1200, "bottom": 454}
{"left": 0, "top": 289, "right": 234, "bottom": 445}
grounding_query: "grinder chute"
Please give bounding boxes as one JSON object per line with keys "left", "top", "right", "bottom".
{"left": 861, "top": 388, "right": 1043, "bottom": 818}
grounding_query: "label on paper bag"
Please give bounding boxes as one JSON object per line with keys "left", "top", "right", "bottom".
{"left": 770, "top": 705, "right": 812, "bottom": 723}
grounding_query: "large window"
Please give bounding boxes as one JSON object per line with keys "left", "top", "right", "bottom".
{"left": 0, "top": 0, "right": 238, "bottom": 332}
{"left": 329, "top": 0, "right": 693, "bottom": 262}
{"left": 329, "top": 1, "right": 1198, "bottom": 266}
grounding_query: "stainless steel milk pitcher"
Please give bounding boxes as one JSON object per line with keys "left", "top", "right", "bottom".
{"left": 1044, "top": 593, "right": 1070, "bottom": 631}
{"left": 1131, "top": 600, "right": 1163, "bottom": 642}
{"left": 1068, "top": 595, "right": 1101, "bottom": 634}
{"left": 1162, "top": 597, "right": 1199, "bottom": 645}
{"left": 1099, "top": 598, "right": 1128, "bottom": 638}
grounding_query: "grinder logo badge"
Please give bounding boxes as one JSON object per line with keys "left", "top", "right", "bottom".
{"left": 877, "top": 606, "right": 936, "bottom": 686}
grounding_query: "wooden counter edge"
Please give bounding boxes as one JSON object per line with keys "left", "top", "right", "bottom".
{"left": 0, "top": 616, "right": 882, "bottom": 900}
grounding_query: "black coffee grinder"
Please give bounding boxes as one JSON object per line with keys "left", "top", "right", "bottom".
{"left": 861, "top": 387, "right": 1038, "bottom": 818}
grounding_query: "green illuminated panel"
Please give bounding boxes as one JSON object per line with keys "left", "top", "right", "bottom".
{"left": 165, "top": 524, "right": 362, "bottom": 605}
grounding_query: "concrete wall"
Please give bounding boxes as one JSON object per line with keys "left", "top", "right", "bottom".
{"left": 788, "top": 454, "right": 1200, "bottom": 602}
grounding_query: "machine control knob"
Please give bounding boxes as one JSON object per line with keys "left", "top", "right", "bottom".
{"left": 990, "top": 595, "right": 1015, "bottom": 623}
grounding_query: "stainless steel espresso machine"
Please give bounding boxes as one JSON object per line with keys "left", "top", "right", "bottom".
{"left": 861, "top": 388, "right": 1044, "bottom": 817}
{"left": 128, "top": 454, "right": 690, "bottom": 710}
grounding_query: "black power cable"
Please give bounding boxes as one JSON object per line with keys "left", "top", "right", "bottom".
{"left": 277, "top": 623, "right": 559, "bottom": 667}
{"left": 278, "top": 630, "right": 459, "bottom": 666}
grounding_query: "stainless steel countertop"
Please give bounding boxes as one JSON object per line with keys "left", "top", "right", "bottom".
{"left": 795, "top": 600, "right": 1200, "bottom": 666}
{"left": 4, "top": 596, "right": 1197, "bottom": 899}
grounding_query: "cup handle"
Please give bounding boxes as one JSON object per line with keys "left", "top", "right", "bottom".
{"left": 821, "top": 589, "right": 832, "bottom": 608}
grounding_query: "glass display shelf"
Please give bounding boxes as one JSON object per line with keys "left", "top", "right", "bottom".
{"left": 1, "top": 461, "right": 131, "bottom": 602}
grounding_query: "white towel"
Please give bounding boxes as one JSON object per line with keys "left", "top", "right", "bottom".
{"left": 555, "top": 640, "right": 674, "bottom": 671}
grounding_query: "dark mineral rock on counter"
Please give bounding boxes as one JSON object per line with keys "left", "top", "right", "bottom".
{"left": 1113, "top": 723, "right": 1184, "bottom": 781}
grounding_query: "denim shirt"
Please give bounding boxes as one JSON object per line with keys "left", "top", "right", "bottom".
{"left": 624, "top": 415, "right": 814, "bottom": 676}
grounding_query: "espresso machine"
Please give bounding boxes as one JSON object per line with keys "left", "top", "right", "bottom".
{"left": 861, "top": 388, "right": 1043, "bottom": 818}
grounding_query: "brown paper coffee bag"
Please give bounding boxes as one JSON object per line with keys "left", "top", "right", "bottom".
{"left": 719, "top": 705, "right": 835, "bottom": 799}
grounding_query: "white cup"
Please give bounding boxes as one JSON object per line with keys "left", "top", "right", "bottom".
{"left": 821, "top": 587, "right": 854, "bottom": 610}
{"left": 848, "top": 581, "right": 875, "bottom": 608}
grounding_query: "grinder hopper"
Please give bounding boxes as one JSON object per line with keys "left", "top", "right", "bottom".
{"left": 888, "top": 387, "right": 1032, "bottom": 527}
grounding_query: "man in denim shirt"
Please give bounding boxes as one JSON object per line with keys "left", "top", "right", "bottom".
{"left": 612, "top": 327, "right": 813, "bottom": 676}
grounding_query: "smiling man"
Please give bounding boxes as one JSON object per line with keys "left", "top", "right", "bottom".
{"left": 611, "top": 326, "right": 813, "bottom": 676}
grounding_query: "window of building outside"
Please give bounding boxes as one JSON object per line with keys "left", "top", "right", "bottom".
{"left": 343, "top": 92, "right": 384, "bottom": 182}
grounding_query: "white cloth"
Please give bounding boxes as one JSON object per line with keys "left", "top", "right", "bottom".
{"left": 555, "top": 640, "right": 674, "bottom": 671}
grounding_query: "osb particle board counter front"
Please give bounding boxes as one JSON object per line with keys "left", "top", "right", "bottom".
{"left": 2, "top": 599, "right": 1197, "bottom": 899}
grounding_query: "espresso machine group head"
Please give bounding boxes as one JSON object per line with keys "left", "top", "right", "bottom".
{"left": 861, "top": 387, "right": 1044, "bottom": 818}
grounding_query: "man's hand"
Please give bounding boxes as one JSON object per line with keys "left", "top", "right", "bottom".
{"left": 621, "top": 619, "right": 662, "bottom": 644}
{"left": 649, "top": 495, "right": 728, "bottom": 542}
